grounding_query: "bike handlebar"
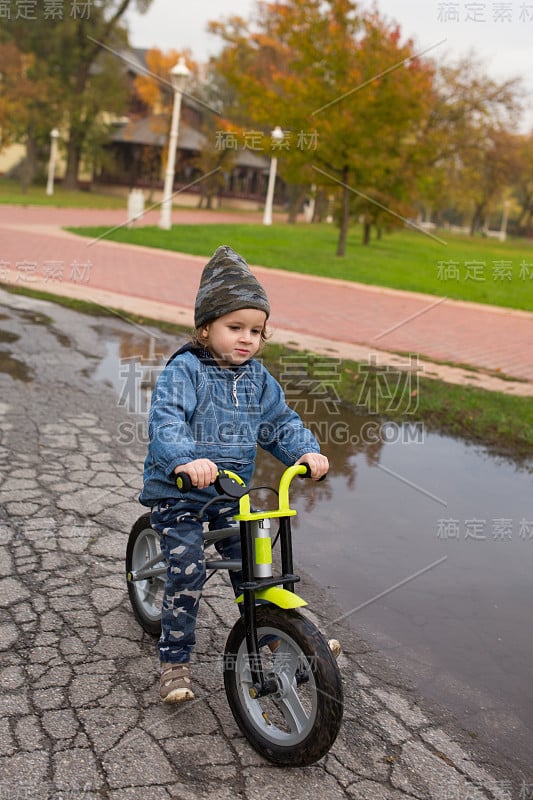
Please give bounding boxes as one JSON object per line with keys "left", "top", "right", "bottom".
{"left": 175, "top": 470, "right": 247, "bottom": 497}
{"left": 175, "top": 463, "right": 324, "bottom": 497}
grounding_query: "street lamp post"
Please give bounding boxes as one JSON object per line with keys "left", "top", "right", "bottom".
{"left": 46, "top": 128, "right": 60, "bottom": 196}
{"left": 263, "top": 126, "right": 284, "bottom": 226}
{"left": 159, "top": 57, "right": 190, "bottom": 230}
{"left": 499, "top": 199, "right": 511, "bottom": 242}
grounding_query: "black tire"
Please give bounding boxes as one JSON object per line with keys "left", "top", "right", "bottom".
{"left": 126, "top": 514, "right": 164, "bottom": 636}
{"left": 223, "top": 605, "right": 343, "bottom": 766}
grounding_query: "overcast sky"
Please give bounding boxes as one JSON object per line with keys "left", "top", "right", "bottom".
{"left": 125, "top": 0, "right": 533, "bottom": 130}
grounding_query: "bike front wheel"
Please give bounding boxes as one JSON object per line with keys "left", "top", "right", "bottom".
{"left": 223, "top": 605, "right": 343, "bottom": 766}
{"left": 126, "top": 514, "right": 164, "bottom": 636}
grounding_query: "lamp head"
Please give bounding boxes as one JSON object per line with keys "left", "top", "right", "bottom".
{"left": 170, "top": 57, "right": 190, "bottom": 91}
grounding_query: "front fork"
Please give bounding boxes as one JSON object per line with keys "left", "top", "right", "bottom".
{"left": 238, "top": 516, "right": 298, "bottom": 698}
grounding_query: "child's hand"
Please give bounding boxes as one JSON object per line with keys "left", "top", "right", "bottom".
{"left": 296, "top": 453, "right": 329, "bottom": 480}
{"left": 173, "top": 459, "right": 218, "bottom": 489}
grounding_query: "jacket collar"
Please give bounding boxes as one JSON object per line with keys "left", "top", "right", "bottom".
{"left": 166, "top": 342, "right": 252, "bottom": 376}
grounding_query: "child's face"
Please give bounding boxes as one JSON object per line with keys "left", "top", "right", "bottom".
{"left": 201, "top": 308, "right": 267, "bottom": 368}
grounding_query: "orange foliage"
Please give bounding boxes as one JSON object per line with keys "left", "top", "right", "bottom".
{"left": 0, "top": 42, "right": 47, "bottom": 145}
{"left": 134, "top": 49, "right": 197, "bottom": 112}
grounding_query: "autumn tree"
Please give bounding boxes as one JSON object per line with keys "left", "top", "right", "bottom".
{"left": 513, "top": 132, "right": 533, "bottom": 235}
{"left": 459, "top": 129, "right": 521, "bottom": 234}
{"left": 209, "top": 0, "right": 435, "bottom": 253}
{"left": 413, "top": 56, "right": 523, "bottom": 230}
{"left": 0, "top": 39, "right": 63, "bottom": 188}
{"left": 0, "top": 42, "right": 40, "bottom": 149}
{"left": 134, "top": 48, "right": 198, "bottom": 112}
{"left": 0, "top": 0, "right": 154, "bottom": 188}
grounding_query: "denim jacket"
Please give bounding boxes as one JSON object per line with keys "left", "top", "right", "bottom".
{"left": 139, "top": 345, "right": 320, "bottom": 506}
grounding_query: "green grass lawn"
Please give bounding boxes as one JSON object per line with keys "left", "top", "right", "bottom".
{"left": 0, "top": 178, "right": 127, "bottom": 209}
{"left": 68, "top": 222, "right": 533, "bottom": 311}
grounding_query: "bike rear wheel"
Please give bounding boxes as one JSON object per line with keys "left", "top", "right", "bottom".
{"left": 224, "top": 605, "right": 343, "bottom": 766}
{"left": 126, "top": 514, "right": 164, "bottom": 636}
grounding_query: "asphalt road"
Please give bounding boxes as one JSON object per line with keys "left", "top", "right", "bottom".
{"left": 0, "top": 288, "right": 529, "bottom": 800}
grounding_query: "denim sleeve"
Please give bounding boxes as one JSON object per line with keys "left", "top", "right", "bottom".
{"left": 257, "top": 369, "right": 320, "bottom": 465}
{"left": 147, "top": 357, "right": 198, "bottom": 477}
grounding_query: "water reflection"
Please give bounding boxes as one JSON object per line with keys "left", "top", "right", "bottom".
{"left": 251, "top": 408, "right": 391, "bottom": 514}
{"left": 289, "top": 429, "right": 533, "bottom": 772}
{"left": 91, "top": 324, "right": 186, "bottom": 414}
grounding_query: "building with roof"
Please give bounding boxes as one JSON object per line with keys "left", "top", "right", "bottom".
{"left": 0, "top": 46, "right": 285, "bottom": 209}
{"left": 94, "top": 48, "right": 283, "bottom": 208}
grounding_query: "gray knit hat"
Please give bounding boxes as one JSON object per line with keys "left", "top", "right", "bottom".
{"left": 194, "top": 245, "right": 270, "bottom": 328}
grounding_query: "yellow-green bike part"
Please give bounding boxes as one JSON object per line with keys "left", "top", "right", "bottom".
{"left": 220, "top": 469, "right": 247, "bottom": 487}
{"left": 233, "top": 465, "right": 310, "bottom": 608}
{"left": 234, "top": 463, "right": 308, "bottom": 522}
{"left": 235, "top": 586, "right": 307, "bottom": 609}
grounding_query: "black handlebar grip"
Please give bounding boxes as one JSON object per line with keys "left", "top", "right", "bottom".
{"left": 175, "top": 472, "right": 193, "bottom": 493}
{"left": 300, "top": 462, "right": 327, "bottom": 482}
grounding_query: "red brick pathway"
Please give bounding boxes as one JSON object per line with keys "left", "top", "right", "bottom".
{"left": 1, "top": 204, "right": 532, "bottom": 386}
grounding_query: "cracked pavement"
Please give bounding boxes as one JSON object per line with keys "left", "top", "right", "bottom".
{"left": 0, "top": 288, "right": 528, "bottom": 800}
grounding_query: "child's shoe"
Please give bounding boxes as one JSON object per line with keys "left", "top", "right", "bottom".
{"left": 160, "top": 662, "right": 195, "bottom": 704}
{"left": 328, "top": 639, "right": 342, "bottom": 659}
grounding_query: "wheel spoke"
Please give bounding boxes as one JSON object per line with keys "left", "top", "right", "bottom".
{"left": 274, "top": 640, "right": 300, "bottom": 675}
{"left": 276, "top": 682, "right": 310, "bottom": 733}
{"left": 140, "top": 575, "right": 164, "bottom": 610}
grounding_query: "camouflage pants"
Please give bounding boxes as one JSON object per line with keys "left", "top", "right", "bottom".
{"left": 150, "top": 500, "right": 242, "bottom": 665}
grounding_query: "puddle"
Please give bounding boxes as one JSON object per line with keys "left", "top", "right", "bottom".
{"left": 91, "top": 324, "right": 533, "bottom": 769}
{"left": 0, "top": 329, "right": 20, "bottom": 344}
{"left": 49, "top": 328, "right": 73, "bottom": 349}
{"left": 0, "top": 306, "right": 71, "bottom": 381}
{"left": 15, "top": 308, "right": 74, "bottom": 349}
{"left": 0, "top": 326, "right": 32, "bottom": 381}
{"left": 262, "top": 414, "right": 532, "bottom": 768}
{"left": 0, "top": 351, "right": 33, "bottom": 381}
{"left": 90, "top": 323, "right": 186, "bottom": 412}
{"left": 18, "top": 309, "right": 52, "bottom": 326}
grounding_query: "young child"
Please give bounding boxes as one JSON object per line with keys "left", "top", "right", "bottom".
{"left": 139, "top": 245, "right": 329, "bottom": 704}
